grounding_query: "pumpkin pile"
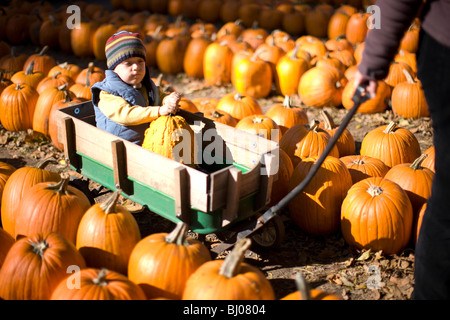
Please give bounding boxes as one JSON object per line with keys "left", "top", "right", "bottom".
{"left": 0, "top": 0, "right": 436, "bottom": 300}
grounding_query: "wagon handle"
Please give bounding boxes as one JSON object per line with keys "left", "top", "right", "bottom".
{"left": 237, "top": 86, "right": 371, "bottom": 240}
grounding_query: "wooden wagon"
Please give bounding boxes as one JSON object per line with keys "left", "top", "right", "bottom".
{"left": 54, "top": 101, "right": 283, "bottom": 254}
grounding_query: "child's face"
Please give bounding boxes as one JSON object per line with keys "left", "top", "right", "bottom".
{"left": 114, "top": 57, "right": 146, "bottom": 86}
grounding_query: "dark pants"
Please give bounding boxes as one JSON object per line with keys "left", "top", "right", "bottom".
{"left": 413, "top": 29, "right": 450, "bottom": 299}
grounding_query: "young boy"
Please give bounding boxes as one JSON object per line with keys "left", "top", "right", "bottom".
{"left": 91, "top": 30, "right": 182, "bottom": 145}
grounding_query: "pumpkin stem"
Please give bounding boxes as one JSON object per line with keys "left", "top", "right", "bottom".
{"left": 282, "top": 95, "right": 291, "bottom": 108}
{"left": 367, "top": 185, "right": 383, "bottom": 197}
{"left": 320, "top": 110, "right": 335, "bottom": 129}
{"left": 294, "top": 272, "right": 311, "bottom": 300}
{"left": 36, "top": 156, "right": 59, "bottom": 169}
{"left": 219, "top": 238, "right": 251, "bottom": 279}
{"left": 234, "top": 92, "right": 243, "bottom": 101}
{"left": 402, "top": 68, "right": 415, "bottom": 84}
{"left": 30, "top": 239, "right": 49, "bottom": 258}
{"left": 309, "top": 119, "right": 320, "bottom": 132}
{"left": 92, "top": 268, "right": 109, "bottom": 286}
{"left": 212, "top": 110, "right": 224, "bottom": 119}
{"left": 100, "top": 189, "right": 121, "bottom": 214}
{"left": 25, "top": 60, "right": 35, "bottom": 75}
{"left": 410, "top": 153, "right": 428, "bottom": 170}
{"left": 165, "top": 221, "right": 189, "bottom": 246}
{"left": 39, "top": 45, "right": 49, "bottom": 56}
{"left": 382, "top": 121, "right": 397, "bottom": 134}
{"left": 46, "top": 173, "right": 70, "bottom": 194}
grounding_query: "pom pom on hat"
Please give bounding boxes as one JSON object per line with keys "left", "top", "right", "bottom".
{"left": 105, "top": 31, "right": 146, "bottom": 70}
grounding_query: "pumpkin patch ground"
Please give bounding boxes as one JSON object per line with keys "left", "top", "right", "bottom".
{"left": 0, "top": 0, "right": 435, "bottom": 301}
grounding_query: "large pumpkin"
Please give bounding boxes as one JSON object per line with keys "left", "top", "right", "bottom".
{"left": 182, "top": 238, "right": 275, "bottom": 300}
{"left": 203, "top": 40, "right": 233, "bottom": 86}
{"left": 341, "top": 177, "right": 413, "bottom": 255}
{"left": 275, "top": 43, "right": 310, "bottom": 96}
{"left": 14, "top": 173, "right": 91, "bottom": 244}
{"left": 288, "top": 155, "right": 352, "bottom": 236}
{"left": 51, "top": 268, "right": 146, "bottom": 300}
{"left": 76, "top": 190, "right": 141, "bottom": 276}
{"left": 128, "top": 222, "right": 211, "bottom": 299}
{"left": 1, "top": 157, "right": 60, "bottom": 237}
{"left": 142, "top": 114, "right": 197, "bottom": 166}
{"left": 0, "top": 232, "right": 86, "bottom": 300}
{"left": 360, "top": 121, "right": 421, "bottom": 168}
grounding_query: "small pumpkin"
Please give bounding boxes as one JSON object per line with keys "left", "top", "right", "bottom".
{"left": 275, "top": 44, "right": 310, "bottom": 96}
{"left": 128, "top": 222, "right": 211, "bottom": 299}
{"left": 384, "top": 153, "right": 434, "bottom": 215}
{"left": 215, "top": 91, "right": 263, "bottom": 121}
{"left": 318, "top": 110, "right": 355, "bottom": 157}
{"left": 264, "top": 95, "right": 308, "bottom": 135}
{"left": 22, "top": 46, "right": 56, "bottom": 76}
{"left": 279, "top": 120, "right": 339, "bottom": 168}
{"left": 182, "top": 238, "right": 275, "bottom": 300}
{"left": 203, "top": 109, "right": 237, "bottom": 127}
{"left": 340, "top": 154, "right": 389, "bottom": 184}
{"left": 341, "top": 177, "right": 413, "bottom": 255}
{"left": 10, "top": 61, "right": 45, "bottom": 89}
{"left": 235, "top": 114, "right": 281, "bottom": 142}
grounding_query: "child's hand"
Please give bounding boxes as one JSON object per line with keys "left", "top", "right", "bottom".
{"left": 159, "top": 92, "right": 182, "bottom": 116}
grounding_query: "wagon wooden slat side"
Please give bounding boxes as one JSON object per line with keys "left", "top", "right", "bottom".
{"left": 54, "top": 101, "right": 280, "bottom": 236}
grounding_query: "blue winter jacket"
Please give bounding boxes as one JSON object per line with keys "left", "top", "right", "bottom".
{"left": 91, "top": 68, "right": 160, "bottom": 145}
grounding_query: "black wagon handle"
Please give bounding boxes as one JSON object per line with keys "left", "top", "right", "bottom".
{"left": 236, "top": 85, "right": 372, "bottom": 241}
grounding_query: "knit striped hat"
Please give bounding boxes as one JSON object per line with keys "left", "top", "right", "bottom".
{"left": 105, "top": 31, "right": 146, "bottom": 70}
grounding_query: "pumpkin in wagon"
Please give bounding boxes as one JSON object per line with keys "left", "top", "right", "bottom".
{"left": 142, "top": 114, "right": 198, "bottom": 166}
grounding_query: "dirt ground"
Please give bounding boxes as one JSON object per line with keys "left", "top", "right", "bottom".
{"left": 0, "top": 57, "right": 431, "bottom": 300}
{"left": 0, "top": 0, "right": 434, "bottom": 299}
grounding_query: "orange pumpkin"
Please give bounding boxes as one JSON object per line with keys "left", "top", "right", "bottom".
{"left": 0, "top": 232, "right": 86, "bottom": 300}
{"left": 340, "top": 154, "right": 389, "bottom": 184}
{"left": 203, "top": 40, "right": 234, "bottom": 86}
{"left": 0, "top": 227, "right": 14, "bottom": 269}
{"left": 22, "top": 46, "right": 56, "bottom": 76}
{"left": 14, "top": 174, "right": 91, "bottom": 244}
{"left": 235, "top": 114, "right": 281, "bottom": 142}
{"left": 279, "top": 121, "right": 339, "bottom": 168}
{"left": 268, "top": 149, "right": 294, "bottom": 207}
{"left": 360, "top": 121, "right": 422, "bottom": 168}
{"left": 216, "top": 91, "right": 263, "bottom": 121}
{"left": 288, "top": 155, "right": 352, "bottom": 236}
{"left": 298, "top": 65, "right": 347, "bottom": 108}
{"left": 275, "top": 44, "right": 310, "bottom": 96}
{"left": 0, "top": 83, "right": 38, "bottom": 132}
{"left": 128, "top": 222, "right": 211, "bottom": 299}
{"left": 0, "top": 161, "right": 16, "bottom": 215}
{"left": 421, "top": 145, "right": 435, "bottom": 172}
{"left": 33, "top": 83, "right": 76, "bottom": 137}
{"left": 342, "top": 78, "right": 390, "bottom": 114}
{"left": 183, "top": 34, "right": 212, "bottom": 79}
{"left": 203, "top": 109, "right": 237, "bottom": 127}
{"left": 1, "top": 157, "right": 60, "bottom": 238}
{"left": 182, "top": 238, "right": 275, "bottom": 300}
{"left": 51, "top": 268, "right": 146, "bottom": 300}
{"left": 318, "top": 110, "right": 355, "bottom": 157}
{"left": 48, "top": 62, "right": 82, "bottom": 81}
{"left": 264, "top": 95, "right": 308, "bottom": 135}
{"left": 345, "top": 12, "right": 370, "bottom": 45}
{"left": 341, "top": 177, "right": 413, "bottom": 255}
{"left": 76, "top": 190, "right": 141, "bottom": 276}
{"left": 384, "top": 153, "right": 434, "bottom": 215}
{"left": 10, "top": 61, "right": 45, "bottom": 89}
{"left": 391, "top": 69, "right": 429, "bottom": 119}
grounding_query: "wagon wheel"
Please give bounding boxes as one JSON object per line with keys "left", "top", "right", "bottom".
{"left": 250, "top": 214, "right": 285, "bottom": 249}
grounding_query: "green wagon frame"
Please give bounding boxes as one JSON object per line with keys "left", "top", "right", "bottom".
{"left": 55, "top": 101, "right": 283, "bottom": 254}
